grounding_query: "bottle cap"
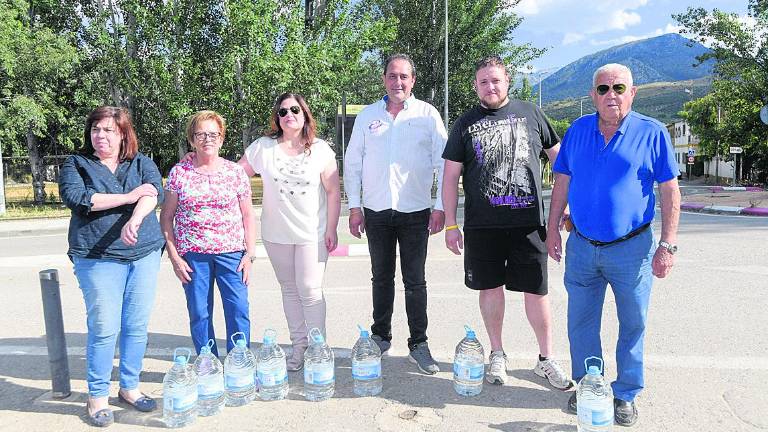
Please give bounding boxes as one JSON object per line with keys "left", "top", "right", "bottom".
{"left": 357, "top": 324, "right": 369, "bottom": 338}
{"left": 464, "top": 325, "right": 476, "bottom": 339}
{"left": 587, "top": 365, "right": 600, "bottom": 375}
{"left": 236, "top": 339, "right": 246, "bottom": 348}
{"left": 175, "top": 356, "right": 187, "bottom": 365}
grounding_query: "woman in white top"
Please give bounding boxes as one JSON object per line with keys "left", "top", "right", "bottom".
{"left": 239, "top": 92, "right": 341, "bottom": 370}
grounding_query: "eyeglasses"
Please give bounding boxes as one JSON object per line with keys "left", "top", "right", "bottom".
{"left": 278, "top": 106, "right": 301, "bottom": 117}
{"left": 596, "top": 84, "right": 627, "bottom": 96}
{"left": 193, "top": 132, "right": 221, "bottom": 141}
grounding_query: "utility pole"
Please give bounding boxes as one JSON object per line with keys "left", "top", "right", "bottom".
{"left": 0, "top": 140, "right": 5, "bottom": 215}
{"left": 538, "top": 74, "right": 542, "bottom": 109}
{"left": 715, "top": 105, "right": 720, "bottom": 185}
{"left": 444, "top": 0, "right": 448, "bottom": 125}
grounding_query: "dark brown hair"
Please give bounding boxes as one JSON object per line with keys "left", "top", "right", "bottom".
{"left": 383, "top": 53, "right": 416, "bottom": 77}
{"left": 268, "top": 92, "right": 317, "bottom": 153}
{"left": 475, "top": 55, "right": 509, "bottom": 76}
{"left": 83, "top": 106, "right": 139, "bottom": 160}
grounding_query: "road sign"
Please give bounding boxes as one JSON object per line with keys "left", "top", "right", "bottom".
{"left": 761, "top": 105, "right": 768, "bottom": 125}
{"left": 730, "top": 146, "right": 743, "bottom": 154}
{"left": 687, "top": 156, "right": 695, "bottom": 164}
{"left": 687, "top": 148, "right": 695, "bottom": 157}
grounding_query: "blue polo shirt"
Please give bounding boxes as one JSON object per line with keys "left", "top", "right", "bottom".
{"left": 553, "top": 111, "right": 678, "bottom": 242}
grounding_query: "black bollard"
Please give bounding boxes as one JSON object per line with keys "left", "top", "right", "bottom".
{"left": 39, "top": 269, "right": 71, "bottom": 399}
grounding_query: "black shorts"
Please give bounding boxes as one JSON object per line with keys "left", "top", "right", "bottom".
{"left": 463, "top": 226, "right": 548, "bottom": 295}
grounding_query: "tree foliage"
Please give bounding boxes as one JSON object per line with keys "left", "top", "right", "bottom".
{"left": 675, "top": 0, "right": 768, "bottom": 182}
{"left": 359, "top": 0, "right": 543, "bottom": 125}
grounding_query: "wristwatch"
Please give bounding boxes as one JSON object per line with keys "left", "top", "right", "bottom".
{"left": 658, "top": 241, "right": 678, "bottom": 255}
{"left": 248, "top": 255, "right": 257, "bottom": 263}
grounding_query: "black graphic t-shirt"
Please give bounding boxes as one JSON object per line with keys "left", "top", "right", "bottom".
{"left": 442, "top": 100, "right": 559, "bottom": 229}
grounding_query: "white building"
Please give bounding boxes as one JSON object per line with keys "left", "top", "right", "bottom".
{"left": 667, "top": 120, "right": 733, "bottom": 179}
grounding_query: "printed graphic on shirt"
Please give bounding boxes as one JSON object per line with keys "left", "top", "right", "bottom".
{"left": 274, "top": 153, "right": 312, "bottom": 199}
{"left": 468, "top": 116, "right": 535, "bottom": 209}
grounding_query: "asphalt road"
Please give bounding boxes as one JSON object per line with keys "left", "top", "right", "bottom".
{"left": 0, "top": 209, "right": 766, "bottom": 431}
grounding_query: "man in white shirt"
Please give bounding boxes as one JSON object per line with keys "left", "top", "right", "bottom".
{"left": 343, "top": 53, "right": 447, "bottom": 375}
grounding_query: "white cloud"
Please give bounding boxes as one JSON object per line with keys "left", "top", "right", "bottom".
{"left": 515, "top": 0, "right": 543, "bottom": 16}
{"left": 606, "top": 9, "right": 642, "bottom": 30}
{"left": 590, "top": 23, "right": 684, "bottom": 47}
{"left": 563, "top": 32, "right": 586, "bottom": 45}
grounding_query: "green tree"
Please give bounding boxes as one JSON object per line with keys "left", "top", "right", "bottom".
{"left": 359, "top": 0, "right": 543, "bottom": 125}
{"left": 675, "top": 0, "right": 768, "bottom": 182}
{"left": 0, "top": 0, "right": 80, "bottom": 204}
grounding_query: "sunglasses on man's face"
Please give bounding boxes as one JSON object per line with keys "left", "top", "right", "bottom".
{"left": 596, "top": 84, "right": 628, "bottom": 96}
{"left": 278, "top": 105, "right": 301, "bottom": 117}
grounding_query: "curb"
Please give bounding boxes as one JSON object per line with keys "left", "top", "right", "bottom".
{"left": 681, "top": 202, "right": 768, "bottom": 216}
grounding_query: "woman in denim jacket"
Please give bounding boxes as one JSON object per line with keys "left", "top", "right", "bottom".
{"left": 59, "top": 106, "right": 165, "bottom": 427}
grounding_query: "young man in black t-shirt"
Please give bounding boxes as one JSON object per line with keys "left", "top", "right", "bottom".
{"left": 442, "top": 56, "right": 573, "bottom": 390}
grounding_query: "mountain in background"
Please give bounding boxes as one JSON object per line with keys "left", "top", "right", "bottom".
{"left": 533, "top": 33, "right": 714, "bottom": 104}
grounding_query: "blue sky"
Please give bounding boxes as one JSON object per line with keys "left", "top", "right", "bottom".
{"left": 514, "top": 0, "right": 749, "bottom": 72}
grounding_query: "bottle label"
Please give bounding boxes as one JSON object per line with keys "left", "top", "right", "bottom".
{"left": 304, "top": 362, "right": 334, "bottom": 385}
{"left": 352, "top": 359, "right": 381, "bottom": 380}
{"left": 578, "top": 406, "right": 613, "bottom": 426}
{"left": 225, "top": 373, "right": 254, "bottom": 390}
{"left": 198, "top": 376, "right": 224, "bottom": 399}
{"left": 453, "top": 361, "right": 484, "bottom": 381}
{"left": 258, "top": 365, "right": 288, "bottom": 387}
{"left": 163, "top": 392, "right": 197, "bottom": 412}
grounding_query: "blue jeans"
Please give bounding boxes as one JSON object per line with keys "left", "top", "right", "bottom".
{"left": 564, "top": 228, "right": 654, "bottom": 402}
{"left": 364, "top": 208, "right": 430, "bottom": 348}
{"left": 182, "top": 251, "right": 250, "bottom": 356}
{"left": 73, "top": 249, "right": 161, "bottom": 397}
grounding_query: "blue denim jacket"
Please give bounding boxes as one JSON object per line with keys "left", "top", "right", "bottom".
{"left": 58, "top": 152, "right": 165, "bottom": 261}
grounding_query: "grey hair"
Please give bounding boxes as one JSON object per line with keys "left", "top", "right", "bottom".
{"left": 592, "top": 63, "right": 633, "bottom": 86}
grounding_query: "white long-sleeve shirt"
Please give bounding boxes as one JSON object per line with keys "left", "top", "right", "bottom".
{"left": 343, "top": 95, "right": 447, "bottom": 212}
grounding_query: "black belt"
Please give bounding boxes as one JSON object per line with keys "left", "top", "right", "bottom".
{"left": 575, "top": 223, "right": 650, "bottom": 247}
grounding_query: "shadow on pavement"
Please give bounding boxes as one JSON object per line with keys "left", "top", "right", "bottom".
{"left": 488, "top": 421, "right": 576, "bottom": 432}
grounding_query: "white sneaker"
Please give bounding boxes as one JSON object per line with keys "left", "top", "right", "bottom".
{"left": 486, "top": 351, "right": 508, "bottom": 385}
{"left": 533, "top": 357, "right": 574, "bottom": 390}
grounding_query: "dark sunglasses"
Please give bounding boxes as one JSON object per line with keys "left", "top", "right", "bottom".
{"left": 278, "top": 105, "right": 301, "bottom": 117}
{"left": 596, "top": 84, "right": 627, "bottom": 96}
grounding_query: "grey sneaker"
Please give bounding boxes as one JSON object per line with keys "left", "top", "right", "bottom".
{"left": 408, "top": 342, "right": 439, "bottom": 375}
{"left": 371, "top": 334, "right": 391, "bottom": 355}
{"left": 486, "top": 350, "right": 508, "bottom": 385}
{"left": 534, "top": 357, "right": 575, "bottom": 390}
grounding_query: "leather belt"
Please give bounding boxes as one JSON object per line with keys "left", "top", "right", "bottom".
{"left": 575, "top": 223, "right": 650, "bottom": 247}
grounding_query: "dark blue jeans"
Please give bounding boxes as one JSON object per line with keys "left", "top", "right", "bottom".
{"left": 364, "top": 208, "right": 430, "bottom": 348}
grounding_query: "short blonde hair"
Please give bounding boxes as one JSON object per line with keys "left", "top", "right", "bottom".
{"left": 186, "top": 110, "right": 226, "bottom": 144}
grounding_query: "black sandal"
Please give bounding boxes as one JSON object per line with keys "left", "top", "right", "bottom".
{"left": 118, "top": 390, "right": 157, "bottom": 412}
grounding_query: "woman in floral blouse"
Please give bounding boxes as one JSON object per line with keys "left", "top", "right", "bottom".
{"left": 160, "top": 110, "right": 256, "bottom": 356}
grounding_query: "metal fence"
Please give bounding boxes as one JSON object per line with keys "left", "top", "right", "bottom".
{"left": 2, "top": 156, "right": 69, "bottom": 204}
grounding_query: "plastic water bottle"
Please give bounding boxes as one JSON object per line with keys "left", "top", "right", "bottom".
{"left": 577, "top": 356, "right": 614, "bottom": 432}
{"left": 163, "top": 348, "right": 198, "bottom": 428}
{"left": 256, "top": 328, "right": 289, "bottom": 400}
{"left": 351, "top": 324, "right": 382, "bottom": 396}
{"left": 303, "top": 327, "right": 334, "bottom": 401}
{"left": 453, "top": 325, "right": 484, "bottom": 396}
{"left": 223, "top": 332, "right": 256, "bottom": 406}
{"left": 193, "top": 339, "right": 225, "bottom": 416}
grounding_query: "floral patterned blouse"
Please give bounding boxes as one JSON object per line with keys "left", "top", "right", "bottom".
{"left": 165, "top": 159, "right": 252, "bottom": 256}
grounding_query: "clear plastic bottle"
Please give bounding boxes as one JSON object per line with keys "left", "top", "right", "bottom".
{"left": 256, "top": 328, "right": 289, "bottom": 401}
{"left": 303, "top": 327, "right": 335, "bottom": 401}
{"left": 193, "top": 339, "right": 225, "bottom": 416}
{"left": 453, "top": 325, "right": 484, "bottom": 396}
{"left": 163, "top": 348, "right": 198, "bottom": 428}
{"left": 351, "top": 324, "right": 382, "bottom": 396}
{"left": 577, "top": 356, "right": 614, "bottom": 432}
{"left": 223, "top": 332, "right": 256, "bottom": 406}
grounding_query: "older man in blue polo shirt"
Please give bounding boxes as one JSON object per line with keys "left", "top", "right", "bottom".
{"left": 546, "top": 63, "right": 681, "bottom": 427}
